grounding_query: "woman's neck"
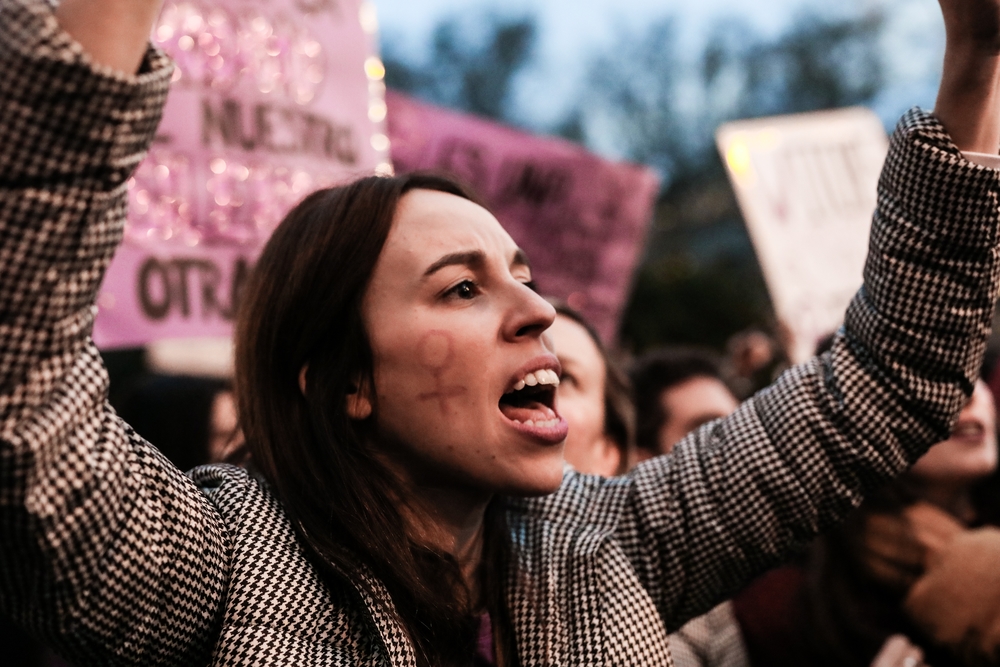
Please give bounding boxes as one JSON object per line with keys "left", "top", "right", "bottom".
{"left": 416, "top": 493, "right": 486, "bottom": 579}
{"left": 373, "top": 443, "right": 494, "bottom": 605}
{"left": 392, "top": 476, "right": 492, "bottom": 607}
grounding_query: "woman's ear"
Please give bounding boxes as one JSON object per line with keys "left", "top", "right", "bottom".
{"left": 346, "top": 379, "right": 373, "bottom": 420}
{"left": 300, "top": 364, "right": 372, "bottom": 419}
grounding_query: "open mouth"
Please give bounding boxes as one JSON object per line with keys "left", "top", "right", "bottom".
{"left": 498, "top": 367, "right": 567, "bottom": 443}
{"left": 499, "top": 369, "right": 560, "bottom": 427}
{"left": 951, "top": 420, "right": 986, "bottom": 444}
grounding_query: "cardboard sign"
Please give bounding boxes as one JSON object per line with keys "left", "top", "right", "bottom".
{"left": 716, "top": 107, "right": 888, "bottom": 362}
{"left": 386, "top": 91, "right": 660, "bottom": 343}
{"left": 93, "top": 0, "right": 389, "bottom": 349}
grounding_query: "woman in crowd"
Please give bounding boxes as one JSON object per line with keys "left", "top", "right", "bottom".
{"left": 630, "top": 347, "right": 739, "bottom": 460}
{"left": 733, "top": 377, "right": 1000, "bottom": 667}
{"left": 3, "top": 0, "right": 1000, "bottom": 665}
{"left": 673, "top": 375, "right": 999, "bottom": 667}
{"left": 547, "top": 301, "right": 633, "bottom": 476}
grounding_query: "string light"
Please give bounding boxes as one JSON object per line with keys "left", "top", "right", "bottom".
{"left": 358, "top": 1, "right": 378, "bottom": 35}
{"left": 151, "top": 1, "right": 324, "bottom": 103}
{"left": 370, "top": 133, "right": 390, "bottom": 152}
{"left": 364, "top": 56, "right": 385, "bottom": 81}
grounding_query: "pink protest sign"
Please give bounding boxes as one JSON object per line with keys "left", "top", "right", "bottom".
{"left": 386, "top": 91, "right": 659, "bottom": 343}
{"left": 94, "top": 0, "right": 389, "bottom": 349}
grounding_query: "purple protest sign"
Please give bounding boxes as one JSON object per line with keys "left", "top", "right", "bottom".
{"left": 94, "top": 0, "right": 388, "bottom": 348}
{"left": 386, "top": 91, "right": 659, "bottom": 343}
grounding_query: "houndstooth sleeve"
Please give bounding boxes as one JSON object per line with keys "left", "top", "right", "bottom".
{"left": 615, "top": 108, "right": 1000, "bottom": 631}
{"left": 0, "top": 1, "right": 228, "bottom": 664}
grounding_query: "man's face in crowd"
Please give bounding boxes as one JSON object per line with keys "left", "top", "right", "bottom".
{"left": 657, "top": 375, "right": 739, "bottom": 454}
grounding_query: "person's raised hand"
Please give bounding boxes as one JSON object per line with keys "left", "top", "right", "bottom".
{"left": 861, "top": 512, "right": 927, "bottom": 590}
{"left": 906, "top": 527, "right": 1000, "bottom": 663}
{"left": 56, "top": 0, "right": 166, "bottom": 74}
{"left": 935, "top": 0, "right": 1000, "bottom": 153}
{"left": 858, "top": 503, "right": 962, "bottom": 591}
{"left": 904, "top": 502, "right": 964, "bottom": 561}
{"left": 938, "top": 0, "right": 1000, "bottom": 52}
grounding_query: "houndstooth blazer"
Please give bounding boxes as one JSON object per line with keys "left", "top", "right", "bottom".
{"left": 3, "top": 0, "right": 1000, "bottom": 665}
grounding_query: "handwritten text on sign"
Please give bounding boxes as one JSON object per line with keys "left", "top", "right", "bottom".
{"left": 716, "top": 107, "right": 888, "bottom": 363}
{"left": 93, "top": 0, "right": 388, "bottom": 349}
{"left": 387, "top": 91, "right": 660, "bottom": 343}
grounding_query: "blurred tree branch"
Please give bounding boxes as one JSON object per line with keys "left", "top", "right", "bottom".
{"left": 381, "top": 9, "right": 889, "bottom": 352}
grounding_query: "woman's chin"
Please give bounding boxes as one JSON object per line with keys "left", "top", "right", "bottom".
{"left": 500, "top": 463, "right": 567, "bottom": 498}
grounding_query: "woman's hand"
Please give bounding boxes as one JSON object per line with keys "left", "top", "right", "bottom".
{"left": 871, "top": 635, "right": 929, "bottom": 667}
{"left": 905, "top": 527, "right": 1000, "bottom": 663}
{"left": 859, "top": 503, "right": 963, "bottom": 590}
{"left": 861, "top": 511, "right": 926, "bottom": 590}
{"left": 904, "top": 502, "right": 964, "bottom": 559}
{"left": 55, "top": 0, "right": 165, "bottom": 74}
{"left": 935, "top": 0, "right": 1000, "bottom": 153}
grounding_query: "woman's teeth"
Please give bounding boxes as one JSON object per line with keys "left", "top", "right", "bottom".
{"left": 515, "top": 419, "right": 561, "bottom": 428}
{"left": 508, "top": 405, "right": 559, "bottom": 426}
{"left": 512, "top": 369, "right": 560, "bottom": 392}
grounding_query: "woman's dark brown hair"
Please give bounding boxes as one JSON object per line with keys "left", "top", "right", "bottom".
{"left": 234, "top": 173, "right": 516, "bottom": 667}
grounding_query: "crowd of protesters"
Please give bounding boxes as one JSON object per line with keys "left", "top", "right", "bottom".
{"left": 554, "top": 315, "right": 1000, "bottom": 667}
{"left": 5, "top": 0, "right": 1000, "bottom": 665}
{"left": 12, "top": 314, "right": 1000, "bottom": 666}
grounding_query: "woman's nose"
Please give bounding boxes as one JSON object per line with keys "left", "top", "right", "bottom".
{"left": 504, "top": 283, "right": 556, "bottom": 342}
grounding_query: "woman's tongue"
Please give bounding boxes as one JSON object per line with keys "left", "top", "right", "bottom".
{"left": 500, "top": 400, "right": 557, "bottom": 424}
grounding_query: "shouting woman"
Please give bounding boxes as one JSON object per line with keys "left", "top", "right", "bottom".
{"left": 3, "top": 0, "right": 1000, "bottom": 664}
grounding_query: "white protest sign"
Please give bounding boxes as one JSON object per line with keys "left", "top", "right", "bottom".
{"left": 716, "top": 107, "right": 888, "bottom": 363}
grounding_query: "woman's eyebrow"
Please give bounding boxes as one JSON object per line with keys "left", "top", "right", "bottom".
{"left": 423, "top": 250, "right": 486, "bottom": 278}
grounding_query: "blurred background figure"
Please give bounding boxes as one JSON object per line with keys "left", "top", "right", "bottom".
{"left": 548, "top": 301, "right": 633, "bottom": 476}
{"left": 115, "top": 374, "right": 243, "bottom": 470}
{"left": 630, "top": 347, "right": 739, "bottom": 461}
{"left": 724, "top": 328, "right": 788, "bottom": 399}
{"left": 732, "top": 375, "right": 999, "bottom": 667}
{"left": 626, "top": 347, "right": 746, "bottom": 666}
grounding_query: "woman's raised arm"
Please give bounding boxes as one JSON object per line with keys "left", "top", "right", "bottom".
{"left": 602, "top": 0, "right": 1000, "bottom": 631}
{"left": 935, "top": 0, "right": 1000, "bottom": 153}
{"left": 0, "top": 0, "right": 227, "bottom": 663}
{"left": 55, "top": 0, "right": 163, "bottom": 74}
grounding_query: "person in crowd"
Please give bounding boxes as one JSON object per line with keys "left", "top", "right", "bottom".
{"left": 114, "top": 374, "right": 241, "bottom": 471}
{"left": 3, "top": 0, "right": 1000, "bottom": 665}
{"left": 627, "top": 350, "right": 747, "bottom": 667}
{"left": 547, "top": 301, "right": 633, "bottom": 476}
{"left": 731, "top": 377, "right": 999, "bottom": 667}
{"left": 724, "top": 328, "right": 788, "bottom": 399}
{"left": 631, "top": 348, "right": 739, "bottom": 461}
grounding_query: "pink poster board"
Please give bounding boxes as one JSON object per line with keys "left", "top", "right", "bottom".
{"left": 386, "top": 91, "right": 659, "bottom": 343}
{"left": 94, "top": 0, "right": 388, "bottom": 348}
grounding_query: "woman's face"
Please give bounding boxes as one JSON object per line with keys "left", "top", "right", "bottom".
{"left": 361, "top": 189, "right": 568, "bottom": 498}
{"left": 549, "top": 314, "right": 621, "bottom": 477}
{"left": 911, "top": 379, "right": 998, "bottom": 485}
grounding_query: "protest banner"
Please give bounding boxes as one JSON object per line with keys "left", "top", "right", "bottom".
{"left": 93, "top": 0, "right": 389, "bottom": 349}
{"left": 716, "top": 107, "right": 888, "bottom": 363}
{"left": 386, "top": 91, "right": 660, "bottom": 343}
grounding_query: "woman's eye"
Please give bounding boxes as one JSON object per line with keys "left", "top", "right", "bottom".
{"left": 523, "top": 280, "right": 538, "bottom": 293}
{"left": 447, "top": 280, "right": 478, "bottom": 300}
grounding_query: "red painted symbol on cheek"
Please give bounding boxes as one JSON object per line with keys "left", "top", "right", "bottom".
{"left": 416, "top": 330, "right": 467, "bottom": 414}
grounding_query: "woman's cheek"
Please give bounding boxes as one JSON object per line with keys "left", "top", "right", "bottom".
{"left": 411, "top": 330, "right": 475, "bottom": 418}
